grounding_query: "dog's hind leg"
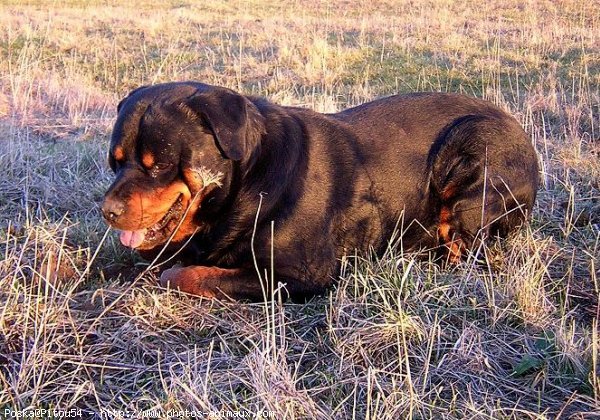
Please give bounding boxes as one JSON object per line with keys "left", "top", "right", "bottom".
{"left": 428, "top": 114, "right": 539, "bottom": 262}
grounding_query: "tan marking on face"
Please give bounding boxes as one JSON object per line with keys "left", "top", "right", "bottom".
{"left": 106, "top": 168, "right": 221, "bottom": 248}
{"left": 118, "top": 179, "right": 217, "bottom": 249}
{"left": 183, "top": 167, "right": 224, "bottom": 195}
{"left": 113, "top": 145, "right": 125, "bottom": 161}
{"left": 114, "top": 180, "right": 191, "bottom": 231}
{"left": 167, "top": 185, "right": 217, "bottom": 243}
{"left": 182, "top": 168, "right": 204, "bottom": 193}
{"left": 142, "top": 152, "right": 155, "bottom": 169}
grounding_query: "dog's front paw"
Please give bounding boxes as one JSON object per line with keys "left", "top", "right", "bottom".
{"left": 159, "top": 266, "right": 217, "bottom": 298}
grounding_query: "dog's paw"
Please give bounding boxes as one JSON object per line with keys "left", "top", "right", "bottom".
{"left": 159, "top": 266, "right": 217, "bottom": 298}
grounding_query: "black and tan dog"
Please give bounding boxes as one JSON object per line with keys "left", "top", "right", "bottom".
{"left": 101, "top": 82, "right": 539, "bottom": 300}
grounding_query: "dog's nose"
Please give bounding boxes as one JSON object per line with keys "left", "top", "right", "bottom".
{"left": 101, "top": 196, "right": 125, "bottom": 223}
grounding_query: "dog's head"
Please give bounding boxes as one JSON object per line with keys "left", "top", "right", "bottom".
{"left": 101, "top": 82, "right": 265, "bottom": 252}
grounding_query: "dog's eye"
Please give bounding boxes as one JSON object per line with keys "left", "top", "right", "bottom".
{"left": 153, "top": 163, "right": 172, "bottom": 171}
{"left": 148, "top": 162, "right": 172, "bottom": 176}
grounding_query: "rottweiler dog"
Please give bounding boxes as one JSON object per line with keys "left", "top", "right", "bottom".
{"left": 102, "top": 82, "right": 539, "bottom": 300}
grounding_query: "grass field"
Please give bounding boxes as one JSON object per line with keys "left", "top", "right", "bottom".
{"left": 0, "top": 0, "right": 598, "bottom": 418}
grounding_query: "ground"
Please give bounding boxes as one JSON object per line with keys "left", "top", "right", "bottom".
{"left": 0, "top": 0, "right": 598, "bottom": 418}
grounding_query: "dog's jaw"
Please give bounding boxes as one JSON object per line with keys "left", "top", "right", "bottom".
{"left": 115, "top": 169, "right": 224, "bottom": 250}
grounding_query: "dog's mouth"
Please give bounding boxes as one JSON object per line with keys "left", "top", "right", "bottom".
{"left": 119, "top": 195, "right": 186, "bottom": 249}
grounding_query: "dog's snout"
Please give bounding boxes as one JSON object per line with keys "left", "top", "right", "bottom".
{"left": 101, "top": 196, "right": 125, "bottom": 223}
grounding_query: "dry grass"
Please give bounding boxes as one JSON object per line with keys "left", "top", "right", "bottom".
{"left": 0, "top": 0, "right": 599, "bottom": 418}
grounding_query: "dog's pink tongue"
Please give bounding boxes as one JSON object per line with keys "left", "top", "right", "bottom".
{"left": 119, "top": 230, "right": 146, "bottom": 248}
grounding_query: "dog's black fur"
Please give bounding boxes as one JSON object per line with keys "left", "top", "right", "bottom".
{"left": 102, "top": 82, "right": 539, "bottom": 300}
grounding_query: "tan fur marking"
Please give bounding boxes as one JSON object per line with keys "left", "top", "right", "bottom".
{"left": 123, "top": 179, "right": 215, "bottom": 248}
{"left": 447, "top": 238, "right": 464, "bottom": 264}
{"left": 438, "top": 204, "right": 464, "bottom": 263}
{"left": 438, "top": 205, "right": 462, "bottom": 262}
{"left": 438, "top": 223, "right": 451, "bottom": 241}
{"left": 438, "top": 206, "right": 453, "bottom": 242}
{"left": 142, "top": 152, "right": 155, "bottom": 169}
{"left": 182, "top": 168, "right": 204, "bottom": 193}
{"left": 113, "top": 145, "right": 125, "bottom": 161}
{"left": 439, "top": 206, "right": 452, "bottom": 223}
{"left": 118, "top": 180, "right": 191, "bottom": 230}
{"left": 441, "top": 184, "right": 456, "bottom": 201}
{"left": 183, "top": 167, "right": 224, "bottom": 194}
{"left": 160, "top": 266, "right": 226, "bottom": 297}
{"left": 161, "top": 266, "right": 244, "bottom": 297}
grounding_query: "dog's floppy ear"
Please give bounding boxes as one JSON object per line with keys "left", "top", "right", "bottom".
{"left": 117, "top": 85, "right": 149, "bottom": 113}
{"left": 185, "top": 88, "right": 265, "bottom": 162}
